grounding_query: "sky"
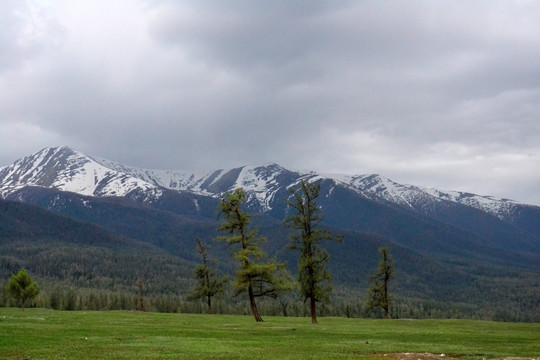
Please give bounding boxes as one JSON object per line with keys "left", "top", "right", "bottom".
{"left": 1, "top": 1, "right": 540, "bottom": 205}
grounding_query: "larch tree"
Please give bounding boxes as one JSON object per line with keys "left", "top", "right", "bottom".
{"left": 7, "top": 269, "right": 40, "bottom": 310}
{"left": 135, "top": 278, "right": 146, "bottom": 311}
{"left": 188, "top": 237, "right": 228, "bottom": 314}
{"left": 366, "top": 247, "right": 395, "bottom": 319}
{"left": 217, "top": 188, "right": 294, "bottom": 322}
{"left": 285, "top": 180, "right": 342, "bottom": 324}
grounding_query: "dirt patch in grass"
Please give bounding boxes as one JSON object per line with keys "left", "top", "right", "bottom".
{"left": 383, "top": 354, "right": 457, "bottom": 360}
{"left": 368, "top": 354, "right": 539, "bottom": 360}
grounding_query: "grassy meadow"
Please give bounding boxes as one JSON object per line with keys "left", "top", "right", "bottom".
{"left": 1, "top": 308, "right": 538, "bottom": 359}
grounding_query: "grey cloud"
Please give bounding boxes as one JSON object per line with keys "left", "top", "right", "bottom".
{"left": 148, "top": 1, "right": 335, "bottom": 68}
{"left": 1, "top": 0, "right": 539, "bottom": 205}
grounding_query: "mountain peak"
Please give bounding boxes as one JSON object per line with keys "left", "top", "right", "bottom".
{"left": 0, "top": 146, "right": 158, "bottom": 198}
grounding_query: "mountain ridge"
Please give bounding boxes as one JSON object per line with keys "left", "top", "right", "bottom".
{"left": 0, "top": 146, "right": 531, "bottom": 221}
{"left": 2, "top": 146, "right": 540, "bottom": 255}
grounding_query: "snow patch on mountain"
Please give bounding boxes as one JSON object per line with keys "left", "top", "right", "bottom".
{"left": 90, "top": 155, "right": 218, "bottom": 195}
{"left": 319, "top": 172, "right": 518, "bottom": 219}
{"left": 92, "top": 157, "right": 289, "bottom": 210}
{"left": 231, "top": 164, "right": 287, "bottom": 211}
{"left": 422, "top": 188, "right": 518, "bottom": 220}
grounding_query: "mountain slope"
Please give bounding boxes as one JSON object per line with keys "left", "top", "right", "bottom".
{"left": 0, "top": 198, "right": 196, "bottom": 292}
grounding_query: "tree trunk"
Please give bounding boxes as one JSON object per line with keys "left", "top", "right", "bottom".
{"left": 207, "top": 295, "right": 213, "bottom": 314}
{"left": 307, "top": 241, "right": 318, "bottom": 324}
{"left": 310, "top": 296, "right": 317, "bottom": 324}
{"left": 280, "top": 299, "right": 288, "bottom": 317}
{"left": 136, "top": 279, "right": 144, "bottom": 311}
{"left": 248, "top": 286, "right": 263, "bottom": 322}
{"left": 384, "top": 272, "right": 390, "bottom": 319}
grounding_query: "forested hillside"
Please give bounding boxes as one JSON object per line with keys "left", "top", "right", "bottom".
{"left": 1, "top": 197, "right": 538, "bottom": 322}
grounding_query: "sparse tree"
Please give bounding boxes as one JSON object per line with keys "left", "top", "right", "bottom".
{"left": 188, "top": 237, "right": 228, "bottom": 314}
{"left": 366, "top": 247, "right": 395, "bottom": 319}
{"left": 7, "top": 269, "right": 40, "bottom": 310}
{"left": 285, "top": 180, "right": 343, "bottom": 324}
{"left": 217, "top": 188, "right": 294, "bottom": 322}
{"left": 135, "top": 278, "right": 146, "bottom": 311}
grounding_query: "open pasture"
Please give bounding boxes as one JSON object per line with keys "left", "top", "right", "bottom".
{"left": 1, "top": 309, "right": 538, "bottom": 359}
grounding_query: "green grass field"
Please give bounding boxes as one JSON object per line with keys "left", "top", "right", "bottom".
{"left": 0, "top": 308, "right": 538, "bottom": 360}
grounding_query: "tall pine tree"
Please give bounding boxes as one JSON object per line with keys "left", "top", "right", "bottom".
{"left": 366, "top": 247, "right": 395, "bottom": 319}
{"left": 285, "top": 180, "right": 342, "bottom": 324}
{"left": 217, "top": 188, "right": 293, "bottom": 322}
{"left": 188, "top": 238, "right": 228, "bottom": 314}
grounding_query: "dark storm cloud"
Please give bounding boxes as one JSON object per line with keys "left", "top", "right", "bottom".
{"left": 1, "top": 0, "right": 539, "bottom": 204}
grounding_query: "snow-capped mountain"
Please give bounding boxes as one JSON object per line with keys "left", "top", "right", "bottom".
{"left": 3, "top": 145, "right": 540, "bottom": 262}
{"left": 332, "top": 173, "right": 520, "bottom": 221}
{"left": 93, "top": 157, "right": 297, "bottom": 212}
{"left": 0, "top": 146, "right": 162, "bottom": 200}
{"left": 0, "top": 146, "right": 529, "bottom": 221}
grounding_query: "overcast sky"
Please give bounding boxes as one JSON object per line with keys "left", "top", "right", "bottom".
{"left": 1, "top": 1, "right": 540, "bottom": 205}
